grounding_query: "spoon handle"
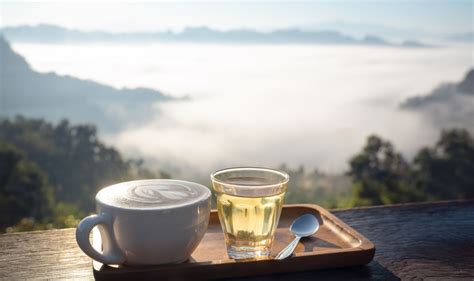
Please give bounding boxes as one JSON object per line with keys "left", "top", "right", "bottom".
{"left": 275, "top": 236, "right": 301, "bottom": 260}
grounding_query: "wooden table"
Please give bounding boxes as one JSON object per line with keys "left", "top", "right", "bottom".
{"left": 1, "top": 200, "right": 473, "bottom": 280}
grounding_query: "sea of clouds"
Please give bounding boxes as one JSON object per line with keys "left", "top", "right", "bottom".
{"left": 13, "top": 43, "right": 473, "bottom": 175}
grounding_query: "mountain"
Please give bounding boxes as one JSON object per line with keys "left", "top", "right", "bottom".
{"left": 0, "top": 37, "right": 173, "bottom": 132}
{"left": 361, "top": 35, "right": 387, "bottom": 45}
{"left": 311, "top": 21, "right": 435, "bottom": 41}
{"left": 401, "top": 69, "right": 474, "bottom": 131}
{"left": 446, "top": 32, "right": 474, "bottom": 42}
{"left": 0, "top": 24, "right": 431, "bottom": 47}
{"left": 400, "top": 40, "right": 433, "bottom": 48}
{"left": 458, "top": 70, "right": 474, "bottom": 94}
{"left": 402, "top": 69, "right": 474, "bottom": 107}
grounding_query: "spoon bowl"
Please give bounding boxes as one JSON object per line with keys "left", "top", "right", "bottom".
{"left": 275, "top": 213, "right": 320, "bottom": 260}
{"left": 290, "top": 213, "right": 320, "bottom": 237}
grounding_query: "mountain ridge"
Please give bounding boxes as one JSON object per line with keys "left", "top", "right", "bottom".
{"left": 402, "top": 69, "right": 474, "bottom": 108}
{"left": 0, "top": 23, "right": 431, "bottom": 47}
{"left": 0, "top": 36, "right": 173, "bottom": 133}
{"left": 401, "top": 69, "right": 474, "bottom": 132}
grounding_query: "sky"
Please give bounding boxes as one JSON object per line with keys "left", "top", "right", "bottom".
{"left": 1, "top": 1, "right": 472, "bottom": 35}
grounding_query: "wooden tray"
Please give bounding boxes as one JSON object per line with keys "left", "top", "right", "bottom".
{"left": 92, "top": 204, "right": 375, "bottom": 280}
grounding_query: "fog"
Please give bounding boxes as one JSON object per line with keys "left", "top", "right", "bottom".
{"left": 12, "top": 43, "right": 473, "bottom": 174}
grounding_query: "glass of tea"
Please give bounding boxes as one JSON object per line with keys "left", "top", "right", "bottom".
{"left": 211, "top": 167, "right": 289, "bottom": 259}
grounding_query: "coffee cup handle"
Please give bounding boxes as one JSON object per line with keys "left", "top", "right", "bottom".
{"left": 75, "top": 213, "right": 126, "bottom": 265}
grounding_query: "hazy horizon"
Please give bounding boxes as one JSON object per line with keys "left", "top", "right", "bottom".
{"left": 1, "top": 1, "right": 472, "bottom": 37}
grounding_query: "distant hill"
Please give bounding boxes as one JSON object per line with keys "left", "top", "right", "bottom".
{"left": 0, "top": 37, "right": 173, "bottom": 132}
{"left": 402, "top": 69, "right": 474, "bottom": 107}
{"left": 400, "top": 40, "right": 432, "bottom": 48}
{"left": 446, "top": 32, "right": 474, "bottom": 42}
{"left": 401, "top": 69, "right": 474, "bottom": 131}
{"left": 0, "top": 24, "right": 431, "bottom": 47}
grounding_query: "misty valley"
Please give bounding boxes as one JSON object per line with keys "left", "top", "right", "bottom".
{"left": 0, "top": 29, "right": 473, "bottom": 233}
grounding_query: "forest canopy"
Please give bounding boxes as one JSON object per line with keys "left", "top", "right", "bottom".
{"left": 1, "top": 116, "right": 473, "bottom": 233}
{"left": 0, "top": 116, "right": 169, "bottom": 232}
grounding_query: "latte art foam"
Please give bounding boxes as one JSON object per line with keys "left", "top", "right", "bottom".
{"left": 125, "top": 183, "right": 198, "bottom": 204}
{"left": 97, "top": 180, "right": 210, "bottom": 209}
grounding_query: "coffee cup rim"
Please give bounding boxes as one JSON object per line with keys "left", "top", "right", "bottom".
{"left": 95, "top": 179, "right": 211, "bottom": 211}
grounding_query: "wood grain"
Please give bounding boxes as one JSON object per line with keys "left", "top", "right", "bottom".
{"left": 0, "top": 228, "right": 92, "bottom": 280}
{"left": 0, "top": 200, "right": 473, "bottom": 280}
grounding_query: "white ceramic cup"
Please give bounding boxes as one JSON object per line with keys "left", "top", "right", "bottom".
{"left": 75, "top": 179, "right": 211, "bottom": 265}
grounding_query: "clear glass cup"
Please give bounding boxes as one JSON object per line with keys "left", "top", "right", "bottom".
{"left": 210, "top": 167, "right": 289, "bottom": 259}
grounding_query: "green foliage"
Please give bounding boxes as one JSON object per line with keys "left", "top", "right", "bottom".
{"left": 0, "top": 116, "right": 167, "bottom": 232}
{"left": 0, "top": 140, "right": 55, "bottom": 228}
{"left": 413, "top": 129, "right": 474, "bottom": 200}
{"left": 0, "top": 116, "right": 164, "bottom": 212}
{"left": 348, "top": 130, "right": 474, "bottom": 207}
{"left": 348, "top": 135, "right": 424, "bottom": 206}
{"left": 2, "top": 116, "right": 473, "bottom": 232}
{"left": 279, "top": 165, "right": 353, "bottom": 209}
{"left": 4, "top": 201, "right": 85, "bottom": 233}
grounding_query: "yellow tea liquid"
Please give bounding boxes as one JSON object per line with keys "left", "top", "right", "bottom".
{"left": 215, "top": 191, "right": 285, "bottom": 258}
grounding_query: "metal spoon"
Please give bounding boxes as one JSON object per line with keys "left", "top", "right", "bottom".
{"left": 274, "top": 214, "right": 320, "bottom": 260}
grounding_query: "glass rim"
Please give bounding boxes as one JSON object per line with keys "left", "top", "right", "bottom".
{"left": 210, "top": 167, "right": 289, "bottom": 188}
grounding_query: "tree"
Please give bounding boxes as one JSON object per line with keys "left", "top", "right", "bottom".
{"left": 0, "top": 116, "right": 167, "bottom": 212}
{"left": 348, "top": 135, "right": 423, "bottom": 206}
{"left": 277, "top": 164, "right": 352, "bottom": 208}
{"left": 0, "top": 140, "right": 54, "bottom": 228}
{"left": 413, "top": 129, "right": 474, "bottom": 200}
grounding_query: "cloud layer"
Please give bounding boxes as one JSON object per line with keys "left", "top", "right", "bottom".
{"left": 11, "top": 42, "right": 474, "bottom": 175}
